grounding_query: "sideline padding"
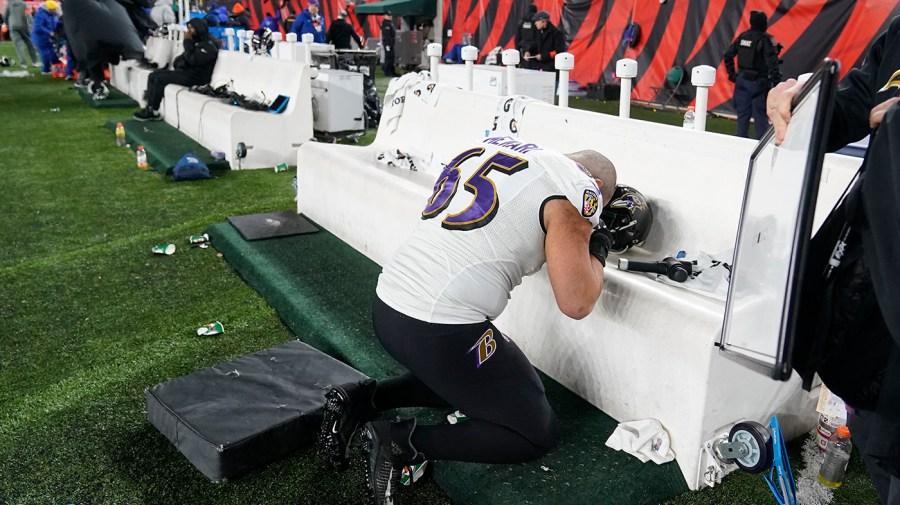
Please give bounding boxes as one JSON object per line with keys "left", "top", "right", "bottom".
{"left": 104, "top": 119, "right": 229, "bottom": 174}
{"left": 146, "top": 340, "right": 368, "bottom": 482}
{"left": 206, "top": 220, "right": 690, "bottom": 504}
{"left": 77, "top": 86, "right": 138, "bottom": 108}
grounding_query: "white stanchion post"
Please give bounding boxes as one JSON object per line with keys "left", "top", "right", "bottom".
{"left": 301, "top": 33, "right": 314, "bottom": 63}
{"left": 427, "top": 43, "right": 442, "bottom": 81}
{"left": 502, "top": 49, "right": 520, "bottom": 96}
{"left": 285, "top": 32, "right": 298, "bottom": 42}
{"left": 179, "top": 0, "right": 185, "bottom": 25}
{"left": 555, "top": 52, "right": 574, "bottom": 108}
{"left": 235, "top": 30, "right": 247, "bottom": 52}
{"left": 270, "top": 32, "right": 283, "bottom": 58}
{"left": 691, "top": 65, "right": 716, "bottom": 132}
{"left": 224, "top": 28, "right": 236, "bottom": 51}
{"left": 616, "top": 58, "right": 638, "bottom": 118}
{"left": 461, "top": 45, "right": 478, "bottom": 91}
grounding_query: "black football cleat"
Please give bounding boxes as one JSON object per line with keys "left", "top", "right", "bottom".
{"left": 362, "top": 418, "right": 424, "bottom": 505}
{"left": 318, "top": 378, "right": 378, "bottom": 472}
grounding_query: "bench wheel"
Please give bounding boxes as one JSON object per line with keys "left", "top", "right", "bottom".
{"left": 728, "top": 421, "right": 773, "bottom": 474}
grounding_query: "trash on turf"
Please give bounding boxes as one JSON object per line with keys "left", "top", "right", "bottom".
{"left": 189, "top": 233, "right": 209, "bottom": 245}
{"left": 447, "top": 410, "right": 469, "bottom": 424}
{"left": 151, "top": 243, "right": 176, "bottom": 255}
{"left": 50, "top": 107, "right": 60, "bottom": 112}
{"left": 400, "top": 461, "right": 427, "bottom": 486}
{"left": 197, "top": 321, "right": 225, "bottom": 336}
{"left": 274, "top": 162, "right": 288, "bottom": 172}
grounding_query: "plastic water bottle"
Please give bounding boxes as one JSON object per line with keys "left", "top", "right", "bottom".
{"left": 136, "top": 145, "right": 148, "bottom": 170}
{"left": 683, "top": 106, "right": 695, "bottom": 129}
{"left": 817, "top": 411, "right": 846, "bottom": 452}
{"left": 115, "top": 122, "right": 126, "bottom": 147}
{"left": 818, "top": 425, "right": 852, "bottom": 488}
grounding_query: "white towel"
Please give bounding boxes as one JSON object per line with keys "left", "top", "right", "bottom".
{"left": 488, "top": 95, "right": 537, "bottom": 138}
{"left": 605, "top": 418, "right": 675, "bottom": 464}
{"left": 381, "top": 71, "right": 441, "bottom": 134}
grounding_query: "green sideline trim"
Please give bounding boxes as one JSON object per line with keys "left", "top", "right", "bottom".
{"left": 104, "top": 119, "right": 230, "bottom": 175}
{"left": 207, "top": 219, "right": 690, "bottom": 504}
{"left": 77, "top": 86, "right": 139, "bottom": 108}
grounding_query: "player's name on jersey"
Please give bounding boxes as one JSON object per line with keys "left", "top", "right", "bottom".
{"left": 482, "top": 136, "right": 542, "bottom": 154}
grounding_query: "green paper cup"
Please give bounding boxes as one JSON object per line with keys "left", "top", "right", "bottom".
{"left": 197, "top": 321, "right": 224, "bottom": 336}
{"left": 189, "top": 233, "right": 209, "bottom": 245}
{"left": 151, "top": 244, "right": 176, "bottom": 255}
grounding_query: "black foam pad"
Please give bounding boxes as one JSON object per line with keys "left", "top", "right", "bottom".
{"left": 146, "top": 340, "right": 367, "bottom": 481}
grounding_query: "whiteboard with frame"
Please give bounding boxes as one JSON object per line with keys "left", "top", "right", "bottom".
{"left": 718, "top": 60, "right": 840, "bottom": 380}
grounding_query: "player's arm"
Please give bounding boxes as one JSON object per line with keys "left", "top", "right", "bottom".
{"left": 542, "top": 198, "right": 605, "bottom": 320}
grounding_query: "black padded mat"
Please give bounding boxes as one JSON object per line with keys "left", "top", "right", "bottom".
{"left": 227, "top": 211, "right": 319, "bottom": 241}
{"left": 146, "top": 340, "right": 368, "bottom": 482}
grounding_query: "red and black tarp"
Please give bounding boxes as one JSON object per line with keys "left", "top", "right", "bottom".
{"left": 241, "top": 0, "right": 900, "bottom": 111}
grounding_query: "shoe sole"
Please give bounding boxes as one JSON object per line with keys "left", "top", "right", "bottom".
{"left": 362, "top": 425, "right": 400, "bottom": 505}
{"left": 133, "top": 116, "right": 161, "bottom": 122}
{"left": 319, "top": 388, "right": 355, "bottom": 472}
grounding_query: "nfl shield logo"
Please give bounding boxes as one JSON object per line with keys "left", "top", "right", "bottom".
{"left": 582, "top": 189, "right": 599, "bottom": 217}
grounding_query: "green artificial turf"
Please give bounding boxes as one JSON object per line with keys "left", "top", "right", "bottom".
{"left": 0, "top": 41, "right": 879, "bottom": 505}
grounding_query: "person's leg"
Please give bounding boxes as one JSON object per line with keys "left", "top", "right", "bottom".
{"left": 373, "top": 372, "right": 451, "bottom": 411}
{"left": 372, "top": 297, "right": 559, "bottom": 459}
{"left": 750, "top": 80, "right": 770, "bottom": 139}
{"left": 38, "top": 45, "right": 56, "bottom": 73}
{"left": 10, "top": 29, "right": 28, "bottom": 65}
{"left": 734, "top": 74, "right": 751, "bottom": 138}
{"left": 848, "top": 410, "right": 894, "bottom": 504}
{"left": 17, "top": 29, "right": 39, "bottom": 65}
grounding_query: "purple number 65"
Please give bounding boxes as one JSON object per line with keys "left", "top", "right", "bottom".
{"left": 421, "top": 147, "right": 529, "bottom": 231}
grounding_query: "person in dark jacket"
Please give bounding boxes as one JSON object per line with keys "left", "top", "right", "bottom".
{"left": 723, "top": 10, "right": 781, "bottom": 139}
{"left": 525, "top": 11, "right": 565, "bottom": 73}
{"left": 134, "top": 18, "right": 219, "bottom": 121}
{"left": 326, "top": 10, "right": 362, "bottom": 49}
{"left": 768, "top": 16, "right": 900, "bottom": 505}
{"left": 380, "top": 12, "right": 396, "bottom": 76}
{"left": 514, "top": 4, "right": 537, "bottom": 63}
{"left": 229, "top": 2, "right": 252, "bottom": 30}
{"left": 290, "top": 0, "right": 325, "bottom": 43}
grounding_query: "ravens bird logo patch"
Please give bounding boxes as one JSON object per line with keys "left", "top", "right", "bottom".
{"left": 879, "top": 69, "right": 900, "bottom": 93}
{"left": 582, "top": 189, "right": 599, "bottom": 217}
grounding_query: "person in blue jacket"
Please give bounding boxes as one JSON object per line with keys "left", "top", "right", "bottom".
{"left": 290, "top": 0, "right": 325, "bottom": 43}
{"left": 31, "top": 0, "right": 59, "bottom": 74}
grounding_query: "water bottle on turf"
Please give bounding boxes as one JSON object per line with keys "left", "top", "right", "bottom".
{"left": 115, "top": 122, "right": 126, "bottom": 147}
{"left": 818, "top": 425, "right": 852, "bottom": 488}
{"left": 136, "top": 145, "right": 149, "bottom": 170}
{"left": 683, "top": 106, "right": 695, "bottom": 129}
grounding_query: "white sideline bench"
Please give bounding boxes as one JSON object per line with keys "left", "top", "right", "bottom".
{"left": 162, "top": 50, "right": 314, "bottom": 169}
{"left": 110, "top": 34, "right": 183, "bottom": 108}
{"left": 296, "top": 83, "right": 862, "bottom": 490}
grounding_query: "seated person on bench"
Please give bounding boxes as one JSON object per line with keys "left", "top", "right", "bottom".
{"left": 133, "top": 18, "right": 219, "bottom": 122}
{"left": 318, "top": 139, "right": 617, "bottom": 504}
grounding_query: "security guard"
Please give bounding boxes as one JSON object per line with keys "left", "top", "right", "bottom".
{"left": 723, "top": 11, "right": 781, "bottom": 139}
{"left": 381, "top": 12, "right": 396, "bottom": 77}
{"left": 515, "top": 4, "right": 538, "bottom": 63}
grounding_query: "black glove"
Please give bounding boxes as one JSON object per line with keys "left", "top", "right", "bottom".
{"left": 589, "top": 222, "right": 613, "bottom": 267}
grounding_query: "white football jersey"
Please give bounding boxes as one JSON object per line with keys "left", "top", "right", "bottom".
{"left": 376, "top": 137, "right": 602, "bottom": 324}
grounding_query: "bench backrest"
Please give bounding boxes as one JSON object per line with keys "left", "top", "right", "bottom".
{"left": 373, "top": 82, "right": 861, "bottom": 257}
{"left": 209, "top": 51, "right": 308, "bottom": 114}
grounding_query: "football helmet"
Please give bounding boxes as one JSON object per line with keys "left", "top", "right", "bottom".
{"left": 251, "top": 28, "right": 275, "bottom": 55}
{"left": 600, "top": 184, "right": 653, "bottom": 253}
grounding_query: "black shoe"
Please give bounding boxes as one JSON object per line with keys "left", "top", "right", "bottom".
{"left": 133, "top": 108, "right": 161, "bottom": 122}
{"left": 319, "top": 378, "right": 378, "bottom": 472}
{"left": 91, "top": 81, "right": 110, "bottom": 100}
{"left": 362, "top": 418, "right": 423, "bottom": 505}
